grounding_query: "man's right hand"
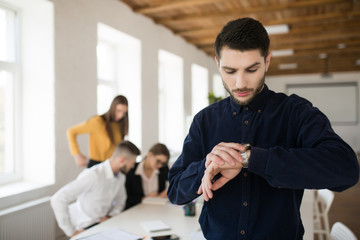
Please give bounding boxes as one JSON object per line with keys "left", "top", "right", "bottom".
{"left": 74, "top": 153, "right": 88, "bottom": 167}
{"left": 70, "top": 229, "right": 84, "bottom": 237}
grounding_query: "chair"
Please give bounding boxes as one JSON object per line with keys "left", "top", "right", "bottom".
{"left": 313, "top": 189, "right": 335, "bottom": 240}
{"left": 330, "top": 222, "right": 357, "bottom": 240}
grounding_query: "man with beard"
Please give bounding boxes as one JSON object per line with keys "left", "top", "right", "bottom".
{"left": 51, "top": 140, "right": 140, "bottom": 237}
{"left": 167, "top": 18, "right": 359, "bottom": 240}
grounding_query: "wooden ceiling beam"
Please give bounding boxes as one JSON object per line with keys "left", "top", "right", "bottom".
{"left": 167, "top": 10, "right": 360, "bottom": 33}
{"left": 267, "top": 67, "right": 360, "bottom": 76}
{"left": 200, "top": 38, "right": 360, "bottom": 54}
{"left": 190, "top": 27, "right": 360, "bottom": 46}
{"left": 179, "top": 19, "right": 360, "bottom": 39}
{"left": 134, "top": 0, "right": 227, "bottom": 14}
{"left": 270, "top": 51, "right": 360, "bottom": 61}
{"left": 155, "top": 0, "right": 346, "bottom": 23}
{"left": 185, "top": 20, "right": 360, "bottom": 47}
{"left": 270, "top": 31, "right": 360, "bottom": 46}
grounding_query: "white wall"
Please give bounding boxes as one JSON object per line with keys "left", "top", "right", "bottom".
{"left": 266, "top": 72, "right": 360, "bottom": 152}
{"left": 0, "top": 0, "right": 218, "bottom": 210}
{"left": 53, "top": 0, "right": 218, "bottom": 185}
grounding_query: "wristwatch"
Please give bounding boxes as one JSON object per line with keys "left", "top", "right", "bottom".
{"left": 240, "top": 144, "right": 252, "bottom": 168}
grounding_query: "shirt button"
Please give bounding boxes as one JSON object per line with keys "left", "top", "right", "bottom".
{"left": 244, "top": 106, "right": 248, "bottom": 111}
{"left": 243, "top": 202, "right": 248, "bottom": 207}
{"left": 243, "top": 172, "right": 248, "bottom": 177}
{"left": 241, "top": 230, "right": 245, "bottom": 235}
{"left": 244, "top": 120, "right": 249, "bottom": 125}
{"left": 233, "top": 112, "right": 237, "bottom": 116}
{"left": 258, "top": 109, "right": 262, "bottom": 113}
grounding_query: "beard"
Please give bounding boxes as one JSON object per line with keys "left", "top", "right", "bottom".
{"left": 223, "top": 72, "right": 265, "bottom": 106}
{"left": 120, "top": 165, "right": 128, "bottom": 174}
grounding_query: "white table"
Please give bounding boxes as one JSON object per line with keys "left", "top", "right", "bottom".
{"left": 71, "top": 202, "right": 202, "bottom": 240}
{"left": 71, "top": 190, "right": 314, "bottom": 240}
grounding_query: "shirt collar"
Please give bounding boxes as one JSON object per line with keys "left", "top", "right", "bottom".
{"left": 248, "top": 84, "right": 270, "bottom": 111}
{"left": 103, "top": 159, "right": 117, "bottom": 179}
{"left": 230, "top": 84, "right": 270, "bottom": 114}
{"left": 135, "top": 160, "right": 160, "bottom": 177}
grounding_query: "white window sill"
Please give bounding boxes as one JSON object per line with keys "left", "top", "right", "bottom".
{"left": 0, "top": 181, "right": 51, "bottom": 199}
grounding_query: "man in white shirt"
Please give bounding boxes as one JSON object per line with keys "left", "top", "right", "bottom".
{"left": 51, "top": 140, "right": 141, "bottom": 237}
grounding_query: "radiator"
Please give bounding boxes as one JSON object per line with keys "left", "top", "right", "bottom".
{"left": 0, "top": 196, "right": 55, "bottom": 240}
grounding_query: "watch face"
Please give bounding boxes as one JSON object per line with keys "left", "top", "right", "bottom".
{"left": 242, "top": 161, "right": 249, "bottom": 168}
{"left": 240, "top": 143, "right": 251, "bottom": 168}
{"left": 240, "top": 150, "right": 248, "bottom": 168}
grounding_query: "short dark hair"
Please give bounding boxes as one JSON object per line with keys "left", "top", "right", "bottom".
{"left": 113, "top": 140, "right": 141, "bottom": 158}
{"left": 214, "top": 18, "right": 270, "bottom": 59}
{"left": 149, "top": 143, "right": 170, "bottom": 161}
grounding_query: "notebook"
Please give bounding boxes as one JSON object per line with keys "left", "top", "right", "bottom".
{"left": 140, "top": 220, "right": 171, "bottom": 232}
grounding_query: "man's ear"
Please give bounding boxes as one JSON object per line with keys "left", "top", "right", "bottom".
{"left": 118, "top": 156, "right": 126, "bottom": 164}
{"left": 214, "top": 55, "right": 220, "bottom": 68}
{"left": 265, "top": 53, "right": 271, "bottom": 72}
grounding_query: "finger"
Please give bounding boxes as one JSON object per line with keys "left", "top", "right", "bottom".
{"left": 217, "top": 142, "right": 245, "bottom": 152}
{"left": 212, "top": 143, "right": 246, "bottom": 166}
{"left": 200, "top": 172, "right": 213, "bottom": 201}
{"left": 212, "top": 176, "right": 231, "bottom": 191}
{"left": 201, "top": 183, "right": 210, "bottom": 201}
{"left": 197, "top": 183, "right": 203, "bottom": 195}
{"left": 203, "top": 183, "right": 213, "bottom": 200}
{"left": 204, "top": 169, "right": 215, "bottom": 199}
{"left": 214, "top": 149, "right": 238, "bottom": 166}
{"left": 205, "top": 154, "right": 212, "bottom": 167}
{"left": 206, "top": 153, "right": 226, "bottom": 167}
{"left": 207, "top": 142, "right": 244, "bottom": 167}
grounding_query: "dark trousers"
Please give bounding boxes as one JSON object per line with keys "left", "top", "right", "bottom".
{"left": 87, "top": 159, "right": 102, "bottom": 168}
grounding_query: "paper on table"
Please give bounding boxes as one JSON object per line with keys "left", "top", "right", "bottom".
{"left": 189, "top": 230, "right": 206, "bottom": 240}
{"left": 142, "top": 197, "right": 169, "bottom": 205}
{"left": 78, "top": 228, "right": 143, "bottom": 240}
{"left": 140, "top": 220, "right": 171, "bottom": 232}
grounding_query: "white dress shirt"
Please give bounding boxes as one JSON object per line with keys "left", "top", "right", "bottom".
{"left": 51, "top": 160, "right": 126, "bottom": 236}
{"left": 135, "top": 161, "right": 159, "bottom": 196}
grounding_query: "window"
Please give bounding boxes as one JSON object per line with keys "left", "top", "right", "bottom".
{"left": 0, "top": 0, "right": 54, "bottom": 194}
{"left": 213, "top": 73, "right": 227, "bottom": 98}
{"left": 158, "top": 50, "right": 184, "bottom": 155}
{"left": 97, "top": 23, "right": 142, "bottom": 149}
{"left": 0, "top": 5, "right": 18, "bottom": 183}
{"left": 0, "top": 71, "right": 15, "bottom": 180}
{"left": 97, "top": 40, "right": 117, "bottom": 115}
{"left": 191, "top": 63, "right": 209, "bottom": 116}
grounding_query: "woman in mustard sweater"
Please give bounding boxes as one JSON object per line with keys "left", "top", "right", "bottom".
{"left": 67, "top": 95, "right": 129, "bottom": 168}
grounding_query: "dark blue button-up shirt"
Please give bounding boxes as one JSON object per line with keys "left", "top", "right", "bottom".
{"left": 167, "top": 85, "right": 359, "bottom": 240}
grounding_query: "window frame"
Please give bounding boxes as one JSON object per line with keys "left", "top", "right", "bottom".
{"left": 0, "top": 3, "right": 22, "bottom": 185}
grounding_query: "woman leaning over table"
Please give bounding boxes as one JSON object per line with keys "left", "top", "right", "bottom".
{"left": 67, "top": 95, "right": 129, "bottom": 168}
{"left": 125, "top": 143, "right": 170, "bottom": 209}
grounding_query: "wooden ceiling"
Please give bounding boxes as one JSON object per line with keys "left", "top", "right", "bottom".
{"left": 118, "top": 0, "right": 360, "bottom": 76}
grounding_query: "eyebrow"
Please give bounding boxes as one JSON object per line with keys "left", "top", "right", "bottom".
{"left": 246, "top": 62, "right": 261, "bottom": 69}
{"left": 222, "top": 62, "right": 261, "bottom": 71}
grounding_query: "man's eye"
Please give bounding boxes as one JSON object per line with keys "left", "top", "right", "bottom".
{"left": 225, "top": 70, "right": 235, "bottom": 74}
{"left": 247, "top": 69, "right": 257, "bottom": 73}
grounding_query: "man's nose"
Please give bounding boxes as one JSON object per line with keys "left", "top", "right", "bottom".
{"left": 235, "top": 72, "right": 246, "bottom": 89}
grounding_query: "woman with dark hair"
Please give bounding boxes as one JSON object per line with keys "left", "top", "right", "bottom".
{"left": 125, "top": 143, "right": 170, "bottom": 209}
{"left": 67, "top": 95, "right": 129, "bottom": 168}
